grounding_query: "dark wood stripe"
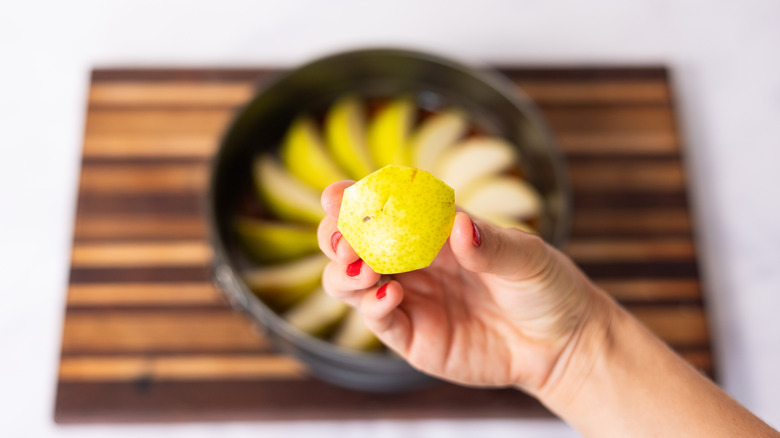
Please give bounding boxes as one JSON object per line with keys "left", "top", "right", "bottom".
{"left": 92, "top": 69, "right": 276, "bottom": 83}
{"left": 55, "top": 380, "right": 550, "bottom": 423}
{"left": 572, "top": 192, "right": 689, "bottom": 209}
{"left": 498, "top": 66, "right": 668, "bottom": 81}
{"left": 564, "top": 152, "right": 681, "bottom": 163}
{"left": 69, "top": 266, "right": 210, "bottom": 283}
{"left": 577, "top": 261, "right": 699, "bottom": 279}
{"left": 91, "top": 66, "right": 667, "bottom": 83}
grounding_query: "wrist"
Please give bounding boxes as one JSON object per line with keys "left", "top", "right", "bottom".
{"left": 529, "top": 284, "right": 618, "bottom": 409}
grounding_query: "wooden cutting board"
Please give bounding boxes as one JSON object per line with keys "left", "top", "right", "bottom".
{"left": 55, "top": 66, "right": 712, "bottom": 423}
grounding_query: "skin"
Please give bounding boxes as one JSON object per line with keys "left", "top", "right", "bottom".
{"left": 318, "top": 181, "right": 779, "bottom": 437}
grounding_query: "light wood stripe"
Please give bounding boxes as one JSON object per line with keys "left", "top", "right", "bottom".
{"left": 83, "top": 107, "right": 671, "bottom": 138}
{"left": 79, "top": 163, "right": 209, "bottom": 194}
{"left": 85, "top": 109, "right": 234, "bottom": 135}
{"left": 59, "top": 355, "right": 304, "bottom": 381}
{"left": 543, "top": 106, "right": 674, "bottom": 133}
{"left": 597, "top": 279, "right": 701, "bottom": 301}
{"left": 83, "top": 134, "right": 218, "bottom": 158}
{"left": 556, "top": 132, "right": 678, "bottom": 154}
{"left": 61, "top": 311, "right": 267, "bottom": 352}
{"left": 67, "top": 283, "right": 223, "bottom": 307}
{"left": 74, "top": 215, "right": 207, "bottom": 240}
{"left": 681, "top": 350, "right": 714, "bottom": 372}
{"left": 569, "top": 160, "right": 685, "bottom": 191}
{"left": 572, "top": 209, "right": 691, "bottom": 235}
{"left": 567, "top": 238, "right": 695, "bottom": 262}
{"left": 86, "top": 80, "right": 668, "bottom": 108}
{"left": 630, "top": 307, "right": 709, "bottom": 345}
{"left": 89, "top": 82, "right": 255, "bottom": 107}
{"left": 516, "top": 80, "right": 669, "bottom": 104}
{"left": 71, "top": 241, "right": 211, "bottom": 267}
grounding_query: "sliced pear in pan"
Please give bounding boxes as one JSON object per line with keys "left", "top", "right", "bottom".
{"left": 434, "top": 137, "right": 516, "bottom": 194}
{"left": 253, "top": 154, "right": 324, "bottom": 225}
{"left": 235, "top": 217, "right": 319, "bottom": 263}
{"left": 409, "top": 109, "right": 468, "bottom": 172}
{"left": 368, "top": 96, "right": 415, "bottom": 167}
{"left": 281, "top": 116, "right": 349, "bottom": 190}
{"left": 283, "top": 288, "right": 349, "bottom": 337}
{"left": 325, "top": 95, "right": 375, "bottom": 179}
{"left": 332, "top": 307, "right": 382, "bottom": 351}
{"left": 242, "top": 254, "right": 329, "bottom": 311}
{"left": 458, "top": 176, "right": 542, "bottom": 220}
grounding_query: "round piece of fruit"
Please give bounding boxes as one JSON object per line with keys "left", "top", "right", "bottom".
{"left": 338, "top": 165, "right": 455, "bottom": 274}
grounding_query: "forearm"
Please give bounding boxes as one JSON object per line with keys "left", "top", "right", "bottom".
{"left": 535, "top": 287, "right": 778, "bottom": 437}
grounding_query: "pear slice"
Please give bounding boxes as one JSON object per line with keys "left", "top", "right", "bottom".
{"left": 242, "top": 253, "right": 329, "bottom": 310}
{"left": 332, "top": 307, "right": 381, "bottom": 351}
{"left": 325, "top": 95, "right": 375, "bottom": 179}
{"left": 235, "top": 217, "right": 319, "bottom": 263}
{"left": 434, "top": 137, "right": 516, "bottom": 194}
{"left": 409, "top": 109, "right": 468, "bottom": 172}
{"left": 478, "top": 214, "right": 536, "bottom": 234}
{"left": 253, "top": 154, "right": 324, "bottom": 225}
{"left": 281, "top": 116, "right": 349, "bottom": 190}
{"left": 368, "top": 96, "right": 415, "bottom": 167}
{"left": 283, "top": 288, "right": 349, "bottom": 337}
{"left": 458, "top": 176, "right": 542, "bottom": 220}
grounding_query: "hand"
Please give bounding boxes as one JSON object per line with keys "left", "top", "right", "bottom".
{"left": 317, "top": 180, "right": 600, "bottom": 392}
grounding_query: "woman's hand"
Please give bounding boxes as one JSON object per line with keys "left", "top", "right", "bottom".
{"left": 317, "top": 180, "right": 600, "bottom": 393}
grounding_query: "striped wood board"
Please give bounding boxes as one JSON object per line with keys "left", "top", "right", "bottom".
{"left": 56, "top": 67, "right": 712, "bottom": 423}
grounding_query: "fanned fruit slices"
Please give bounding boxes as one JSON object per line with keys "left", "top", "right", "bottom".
{"left": 236, "top": 94, "right": 543, "bottom": 352}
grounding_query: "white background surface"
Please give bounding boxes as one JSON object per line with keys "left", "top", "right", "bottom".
{"left": 1, "top": 0, "right": 779, "bottom": 436}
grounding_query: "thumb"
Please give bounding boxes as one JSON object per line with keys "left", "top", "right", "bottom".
{"left": 449, "top": 212, "right": 552, "bottom": 281}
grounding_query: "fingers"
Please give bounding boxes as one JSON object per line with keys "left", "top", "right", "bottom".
{"left": 317, "top": 215, "right": 359, "bottom": 265}
{"left": 321, "top": 180, "right": 354, "bottom": 220}
{"left": 321, "top": 259, "right": 381, "bottom": 307}
{"left": 359, "top": 280, "right": 412, "bottom": 354}
{"left": 449, "top": 212, "right": 552, "bottom": 281}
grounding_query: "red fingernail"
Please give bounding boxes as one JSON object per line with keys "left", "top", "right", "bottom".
{"left": 346, "top": 259, "right": 362, "bottom": 277}
{"left": 471, "top": 219, "right": 482, "bottom": 247}
{"left": 376, "top": 283, "right": 388, "bottom": 300}
{"left": 330, "top": 230, "right": 342, "bottom": 253}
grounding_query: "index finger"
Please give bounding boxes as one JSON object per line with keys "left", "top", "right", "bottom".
{"left": 321, "top": 180, "right": 355, "bottom": 221}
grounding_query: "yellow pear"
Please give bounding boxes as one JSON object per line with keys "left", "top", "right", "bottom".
{"left": 235, "top": 217, "right": 319, "bottom": 263}
{"left": 283, "top": 288, "right": 349, "bottom": 337}
{"left": 242, "top": 254, "right": 329, "bottom": 310}
{"left": 458, "top": 176, "right": 542, "bottom": 220}
{"left": 325, "top": 95, "right": 375, "bottom": 179}
{"left": 253, "top": 154, "right": 324, "bottom": 225}
{"left": 332, "top": 307, "right": 382, "bottom": 351}
{"left": 281, "top": 116, "right": 349, "bottom": 190}
{"left": 367, "top": 96, "right": 415, "bottom": 167}
{"left": 338, "top": 165, "right": 455, "bottom": 274}
{"left": 434, "top": 137, "right": 516, "bottom": 194}
{"left": 409, "top": 109, "right": 468, "bottom": 172}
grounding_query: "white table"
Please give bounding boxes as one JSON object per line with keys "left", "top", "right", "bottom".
{"left": 2, "top": 1, "right": 778, "bottom": 436}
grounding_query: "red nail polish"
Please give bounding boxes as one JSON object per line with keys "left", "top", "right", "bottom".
{"left": 376, "top": 283, "right": 388, "bottom": 300}
{"left": 471, "top": 219, "right": 482, "bottom": 247}
{"left": 346, "top": 259, "right": 362, "bottom": 277}
{"left": 330, "top": 231, "right": 342, "bottom": 253}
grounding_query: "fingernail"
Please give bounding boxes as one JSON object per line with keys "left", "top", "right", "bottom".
{"left": 346, "top": 259, "right": 362, "bottom": 277}
{"left": 471, "top": 219, "right": 482, "bottom": 247}
{"left": 376, "top": 283, "right": 388, "bottom": 300}
{"left": 330, "top": 230, "right": 342, "bottom": 253}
